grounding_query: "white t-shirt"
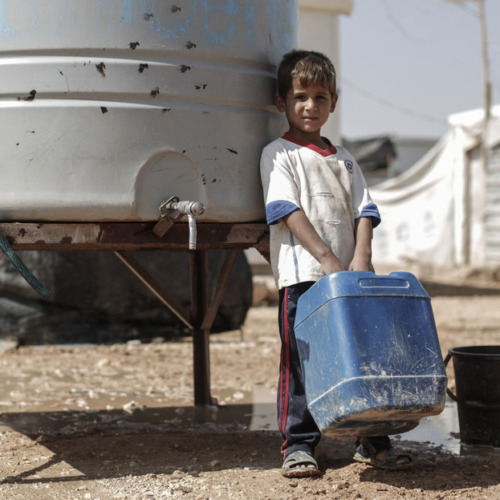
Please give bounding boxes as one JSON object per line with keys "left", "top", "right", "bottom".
{"left": 260, "top": 133, "right": 380, "bottom": 289}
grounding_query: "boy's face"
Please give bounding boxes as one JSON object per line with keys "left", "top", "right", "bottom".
{"left": 275, "top": 79, "right": 337, "bottom": 145}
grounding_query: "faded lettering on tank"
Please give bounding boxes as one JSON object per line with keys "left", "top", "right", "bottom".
{"left": 0, "top": 0, "right": 15, "bottom": 38}
{"left": 0, "top": 0, "right": 258, "bottom": 46}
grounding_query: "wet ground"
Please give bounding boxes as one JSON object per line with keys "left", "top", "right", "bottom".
{"left": 0, "top": 386, "right": 462, "bottom": 454}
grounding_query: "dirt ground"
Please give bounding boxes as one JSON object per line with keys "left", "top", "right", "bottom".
{"left": 0, "top": 265, "right": 499, "bottom": 499}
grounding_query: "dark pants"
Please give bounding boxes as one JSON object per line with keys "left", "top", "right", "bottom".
{"left": 278, "top": 282, "right": 392, "bottom": 459}
{"left": 277, "top": 282, "right": 320, "bottom": 458}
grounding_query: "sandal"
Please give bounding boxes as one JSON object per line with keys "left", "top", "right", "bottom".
{"left": 281, "top": 450, "right": 321, "bottom": 478}
{"left": 353, "top": 437, "right": 413, "bottom": 471}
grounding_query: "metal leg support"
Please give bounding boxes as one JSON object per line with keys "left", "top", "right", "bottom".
{"left": 190, "top": 250, "right": 212, "bottom": 406}
{"left": 115, "top": 248, "right": 242, "bottom": 408}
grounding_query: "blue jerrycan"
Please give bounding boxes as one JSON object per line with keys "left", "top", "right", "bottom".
{"left": 295, "top": 271, "right": 447, "bottom": 437}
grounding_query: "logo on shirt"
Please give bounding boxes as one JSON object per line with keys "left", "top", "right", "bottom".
{"left": 344, "top": 160, "right": 353, "bottom": 173}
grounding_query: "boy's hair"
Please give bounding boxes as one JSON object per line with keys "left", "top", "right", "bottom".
{"left": 276, "top": 50, "right": 337, "bottom": 99}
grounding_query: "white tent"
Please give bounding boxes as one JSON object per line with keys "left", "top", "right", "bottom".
{"left": 371, "top": 105, "right": 500, "bottom": 268}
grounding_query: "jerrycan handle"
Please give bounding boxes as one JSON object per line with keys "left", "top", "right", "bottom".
{"left": 443, "top": 353, "right": 500, "bottom": 409}
{"left": 358, "top": 277, "right": 410, "bottom": 289}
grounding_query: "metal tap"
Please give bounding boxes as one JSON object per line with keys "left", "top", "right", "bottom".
{"left": 153, "top": 196, "right": 206, "bottom": 250}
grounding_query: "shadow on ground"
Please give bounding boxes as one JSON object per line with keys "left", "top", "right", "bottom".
{"left": 0, "top": 405, "right": 283, "bottom": 483}
{"left": 1, "top": 406, "right": 499, "bottom": 495}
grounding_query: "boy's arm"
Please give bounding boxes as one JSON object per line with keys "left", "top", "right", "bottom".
{"left": 349, "top": 217, "right": 374, "bottom": 272}
{"left": 283, "top": 209, "right": 346, "bottom": 274}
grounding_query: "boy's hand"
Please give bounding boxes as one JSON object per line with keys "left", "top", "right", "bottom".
{"left": 321, "top": 253, "right": 347, "bottom": 275}
{"left": 348, "top": 254, "right": 374, "bottom": 272}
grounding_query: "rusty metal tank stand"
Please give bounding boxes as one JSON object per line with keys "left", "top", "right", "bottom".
{"left": 190, "top": 250, "right": 211, "bottom": 406}
{"left": 115, "top": 247, "right": 241, "bottom": 406}
{"left": 0, "top": 221, "right": 269, "bottom": 407}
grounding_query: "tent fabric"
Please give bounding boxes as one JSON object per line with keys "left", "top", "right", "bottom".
{"left": 370, "top": 105, "right": 500, "bottom": 267}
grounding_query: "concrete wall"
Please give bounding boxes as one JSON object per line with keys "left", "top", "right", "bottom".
{"left": 298, "top": 0, "right": 353, "bottom": 145}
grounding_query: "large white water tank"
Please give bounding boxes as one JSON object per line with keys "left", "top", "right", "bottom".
{"left": 0, "top": 0, "right": 297, "bottom": 222}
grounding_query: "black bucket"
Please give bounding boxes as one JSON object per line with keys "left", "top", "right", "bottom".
{"left": 444, "top": 346, "right": 500, "bottom": 447}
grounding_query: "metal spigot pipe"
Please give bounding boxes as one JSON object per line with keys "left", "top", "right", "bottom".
{"left": 169, "top": 200, "right": 205, "bottom": 217}
{"left": 154, "top": 197, "right": 205, "bottom": 248}
{"left": 188, "top": 215, "right": 197, "bottom": 250}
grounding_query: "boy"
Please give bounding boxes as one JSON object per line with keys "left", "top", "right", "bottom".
{"left": 260, "top": 50, "right": 411, "bottom": 477}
